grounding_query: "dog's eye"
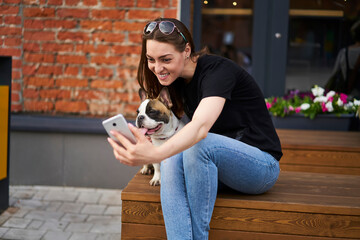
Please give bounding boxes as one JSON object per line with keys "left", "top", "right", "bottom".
{"left": 149, "top": 109, "right": 158, "bottom": 115}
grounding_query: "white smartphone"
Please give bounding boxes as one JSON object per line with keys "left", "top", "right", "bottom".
{"left": 102, "top": 114, "right": 136, "bottom": 144}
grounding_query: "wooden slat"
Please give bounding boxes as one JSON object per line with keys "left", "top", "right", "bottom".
{"left": 122, "top": 223, "right": 358, "bottom": 240}
{"left": 276, "top": 129, "right": 360, "bottom": 152}
{"left": 122, "top": 201, "right": 360, "bottom": 239}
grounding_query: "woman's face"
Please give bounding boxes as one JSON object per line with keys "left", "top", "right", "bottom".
{"left": 146, "top": 40, "right": 187, "bottom": 86}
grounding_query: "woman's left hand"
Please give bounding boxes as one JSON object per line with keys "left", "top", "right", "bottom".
{"left": 107, "top": 123, "right": 159, "bottom": 166}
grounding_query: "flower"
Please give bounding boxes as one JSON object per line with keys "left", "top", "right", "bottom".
{"left": 265, "top": 86, "right": 360, "bottom": 119}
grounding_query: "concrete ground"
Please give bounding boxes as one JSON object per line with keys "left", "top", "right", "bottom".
{"left": 0, "top": 185, "right": 122, "bottom": 240}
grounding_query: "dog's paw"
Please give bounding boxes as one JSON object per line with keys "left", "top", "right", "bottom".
{"left": 149, "top": 177, "right": 160, "bottom": 186}
{"left": 140, "top": 165, "right": 153, "bottom": 175}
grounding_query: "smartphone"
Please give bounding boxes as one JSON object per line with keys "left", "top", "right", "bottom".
{"left": 102, "top": 114, "right": 136, "bottom": 144}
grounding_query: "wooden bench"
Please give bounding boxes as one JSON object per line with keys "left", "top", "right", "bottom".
{"left": 122, "top": 171, "right": 360, "bottom": 239}
{"left": 277, "top": 129, "right": 360, "bottom": 175}
{"left": 121, "top": 129, "right": 360, "bottom": 239}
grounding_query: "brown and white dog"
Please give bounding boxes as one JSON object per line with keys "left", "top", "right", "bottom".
{"left": 136, "top": 87, "right": 184, "bottom": 186}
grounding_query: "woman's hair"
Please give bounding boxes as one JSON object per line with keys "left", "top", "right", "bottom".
{"left": 137, "top": 17, "right": 207, "bottom": 118}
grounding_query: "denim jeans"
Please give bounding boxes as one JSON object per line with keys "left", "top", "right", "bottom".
{"left": 160, "top": 133, "right": 280, "bottom": 240}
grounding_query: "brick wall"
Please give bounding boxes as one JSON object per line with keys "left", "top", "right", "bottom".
{"left": 1, "top": 0, "right": 178, "bottom": 119}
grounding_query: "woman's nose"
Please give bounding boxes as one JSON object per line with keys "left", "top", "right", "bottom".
{"left": 154, "top": 62, "right": 163, "bottom": 73}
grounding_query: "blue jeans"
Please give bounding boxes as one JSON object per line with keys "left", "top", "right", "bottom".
{"left": 160, "top": 133, "right": 280, "bottom": 240}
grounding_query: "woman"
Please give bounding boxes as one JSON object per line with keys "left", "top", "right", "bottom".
{"left": 108, "top": 18, "right": 282, "bottom": 239}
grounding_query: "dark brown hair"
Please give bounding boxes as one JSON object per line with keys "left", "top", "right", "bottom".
{"left": 137, "top": 18, "right": 207, "bottom": 118}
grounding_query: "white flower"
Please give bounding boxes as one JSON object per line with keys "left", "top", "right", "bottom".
{"left": 314, "top": 96, "right": 327, "bottom": 103}
{"left": 326, "top": 91, "right": 336, "bottom": 98}
{"left": 337, "top": 98, "right": 344, "bottom": 107}
{"left": 300, "top": 103, "right": 310, "bottom": 110}
{"left": 344, "top": 102, "right": 354, "bottom": 110}
{"left": 326, "top": 101, "right": 334, "bottom": 112}
{"left": 354, "top": 99, "right": 360, "bottom": 106}
{"left": 311, "top": 85, "right": 325, "bottom": 97}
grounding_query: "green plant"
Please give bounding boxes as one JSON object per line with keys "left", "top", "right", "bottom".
{"left": 265, "top": 85, "right": 360, "bottom": 119}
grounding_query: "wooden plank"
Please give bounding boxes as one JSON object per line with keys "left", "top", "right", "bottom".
{"left": 280, "top": 165, "right": 360, "bottom": 175}
{"left": 121, "top": 223, "right": 357, "bottom": 240}
{"left": 276, "top": 129, "right": 360, "bottom": 152}
{"left": 122, "top": 201, "right": 360, "bottom": 239}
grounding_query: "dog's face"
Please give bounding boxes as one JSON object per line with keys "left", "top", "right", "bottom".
{"left": 136, "top": 88, "right": 173, "bottom": 137}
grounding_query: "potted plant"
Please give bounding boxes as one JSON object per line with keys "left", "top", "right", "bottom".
{"left": 265, "top": 85, "right": 360, "bottom": 131}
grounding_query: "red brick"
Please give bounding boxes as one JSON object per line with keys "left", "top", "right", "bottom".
{"left": 0, "top": 5, "right": 19, "bottom": 14}
{"left": 36, "top": 66, "right": 63, "bottom": 75}
{"left": 64, "top": 66, "right": 79, "bottom": 75}
{"left": 4, "top": 37, "right": 21, "bottom": 47}
{"left": 0, "top": 48, "right": 21, "bottom": 57}
{"left": 124, "top": 103, "right": 138, "bottom": 116}
{"left": 137, "top": 0, "right": 152, "bottom": 7}
{"left": 124, "top": 55, "right": 140, "bottom": 68}
{"left": 42, "top": 43, "right": 74, "bottom": 52}
{"left": 98, "top": 68, "right": 113, "bottom": 78}
{"left": 80, "top": 20, "right": 112, "bottom": 31}
{"left": 12, "top": 92, "right": 20, "bottom": 102}
{"left": 4, "top": 0, "right": 21, "bottom": 4}
{"left": 164, "top": 9, "right": 177, "bottom": 18}
{"left": 92, "top": 32, "right": 125, "bottom": 43}
{"left": 4, "top": 16, "right": 21, "bottom": 25}
{"left": 12, "top": 70, "right": 21, "bottom": 79}
{"left": 101, "top": 0, "right": 116, "bottom": 7}
{"left": 44, "top": 20, "right": 77, "bottom": 29}
{"left": 48, "top": 0, "right": 62, "bottom": 5}
{"left": 75, "top": 90, "right": 106, "bottom": 100}
{"left": 23, "top": 8, "right": 55, "bottom": 17}
{"left": 55, "top": 101, "right": 87, "bottom": 113}
{"left": 172, "top": 0, "right": 178, "bottom": 7}
{"left": 65, "top": 0, "right": 80, "bottom": 5}
{"left": 56, "top": 78, "right": 88, "bottom": 87}
{"left": 129, "top": 33, "right": 142, "bottom": 44}
{"left": 91, "top": 9, "right": 125, "bottom": 19}
{"left": 40, "top": 89, "right": 71, "bottom": 99}
{"left": 24, "top": 53, "right": 55, "bottom": 63}
{"left": 12, "top": 82, "right": 21, "bottom": 91}
{"left": 128, "top": 10, "right": 161, "bottom": 20}
{"left": 108, "top": 92, "right": 129, "bottom": 102}
{"left": 82, "top": 67, "right": 96, "bottom": 76}
{"left": 0, "top": 27, "right": 22, "bottom": 36}
{"left": 112, "top": 45, "right": 141, "bottom": 55}
{"left": 23, "top": 0, "right": 40, "bottom": 5}
{"left": 11, "top": 104, "right": 23, "bottom": 112}
{"left": 24, "top": 100, "right": 54, "bottom": 112}
{"left": 91, "top": 56, "right": 122, "bottom": 65}
{"left": 22, "top": 65, "right": 37, "bottom": 75}
{"left": 118, "top": 0, "right": 133, "bottom": 7}
{"left": 57, "top": 55, "right": 88, "bottom": 64}
{"left": 24, "top": 19, "right": 44, "bottom": 29}
{"left": 24, "top": 76, "right": 55, "bottom": 87}
{"left": 83, "top": 0, "right": 97, "bottom": 6}
{"left": 12, "top": 59, "right": 22, "bottom": 68}
{"left": 155, "top": 0, "right": 169, "bottom": 8}
{"left": 24, "top": 31, "right": 55, "bottom": 41}
{"left": 58, "top": 31, "right": 90, "bottom": 42}
{"left": 118, "top": 68, "right": 137, "bottom": 79}
{"left": 76, "top": 44, "right": 108, "bottom": 54}
{"left": 57, "top": 8, "right": 89, "bottom": 18}
{"left": 90, "top": 79, "right": 123, "bottom": 89}
{"left": 23, "top": 88, "right": 39, "bottom": 98}
{"left": 24, "top": 43, "right": 40, "bottom": 52}
{"left": 113, "top": 22, "right": 144, "bottom": 32}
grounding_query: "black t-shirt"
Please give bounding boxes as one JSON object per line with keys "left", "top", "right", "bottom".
{"left": 183, "top": 54, "right": 282, "bottom": 161}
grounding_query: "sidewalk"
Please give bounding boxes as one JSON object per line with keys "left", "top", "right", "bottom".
{"left": 0, "top": 185, "right": 122, "bottom": 240}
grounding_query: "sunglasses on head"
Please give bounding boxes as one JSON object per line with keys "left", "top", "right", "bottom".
{"left": 143, "top": 21, "right": 188, "bottom": 43}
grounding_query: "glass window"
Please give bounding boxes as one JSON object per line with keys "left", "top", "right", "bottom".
{"left": 201, "top": 0, "right": 254, "bottom": 73}
{"left": 286, "top": 0, "right": 360, "bottom": 95}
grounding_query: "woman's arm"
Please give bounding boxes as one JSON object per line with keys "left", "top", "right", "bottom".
{"left": 108, "top": 96, "right": 226, "bottom": 166}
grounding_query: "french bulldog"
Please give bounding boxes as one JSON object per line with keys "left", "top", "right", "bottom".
{"left": 136, "top": 87, "right": 184, "bottom": 186}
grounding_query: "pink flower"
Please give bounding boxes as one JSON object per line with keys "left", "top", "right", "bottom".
{"left": 328, "top": 96, "right": 334, "bottom": 102}
{"left": 266, "top": 102, "right": 272, "bottom": 109}
{"left": 340, "top": 93, "right": 348, "bottom": 103}
{"left": 295, "top": 107, "right": 301, "bottom": 113}
{"left": 289, "top": 106, "right": 294, "bottom": 111}
{"left": 321, "top": 102, "right": 327, "bottom": 112}
{"left": 273, "top": 97, "right": 277, "bottom": 103}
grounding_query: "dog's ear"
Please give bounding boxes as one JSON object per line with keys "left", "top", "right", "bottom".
{"left": 159, "top": 87, "right": 173, "bottom": 109}
{"left": 138, "top": 88, "right": 147, "bottom": 101}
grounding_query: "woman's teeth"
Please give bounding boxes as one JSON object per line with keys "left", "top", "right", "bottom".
{"left": 159, "top": 73, "right": 169, "bottom": 78}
